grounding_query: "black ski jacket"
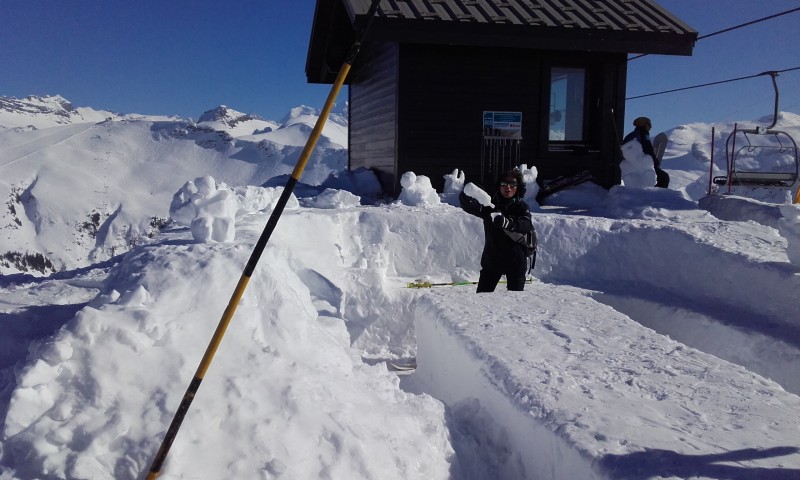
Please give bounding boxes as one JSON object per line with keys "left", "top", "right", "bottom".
{"left": 459, "top": 191, "right": 533, "bottom": 273}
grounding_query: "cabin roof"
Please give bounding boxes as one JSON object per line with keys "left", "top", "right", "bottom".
{"left": 307, "top": 0, "right": 698, "bottom": 83}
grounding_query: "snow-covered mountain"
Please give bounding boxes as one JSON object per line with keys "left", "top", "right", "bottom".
{"left": 0, "top": 96, "right": 349, "bottom": 276}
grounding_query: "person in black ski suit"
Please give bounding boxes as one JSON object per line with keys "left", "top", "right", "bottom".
{"left": 623, "top": 116, "right": 670, "bottom": 188}
{"left": 459, "top": 168, "right": 534, "bottom": 293}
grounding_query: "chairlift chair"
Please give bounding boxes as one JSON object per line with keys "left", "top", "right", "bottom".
{"left": 712, "top": 72, "right": 800, "bottom": 190}
{"left": 712, "top": 125, "right": 799, "bottom": 188}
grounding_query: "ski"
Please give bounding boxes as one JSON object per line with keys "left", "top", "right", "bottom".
{"left": 406, "top": 278, "right": 534, "bottom": 289}
{"left": 407, "top": 280, "right": 478, "bottom": 288}
{"left": 535, "top": 170, "right": 593, "bottom": 203}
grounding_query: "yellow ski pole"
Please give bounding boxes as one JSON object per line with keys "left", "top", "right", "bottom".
{"left": 145, "top": 2, "right": 382, "bottom": 478}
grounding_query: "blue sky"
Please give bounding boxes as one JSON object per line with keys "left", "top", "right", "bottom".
{"left": 628, "top": 0, "right": 800, "bottom": 132}
{"left": 1, "top": 0, "right": 799, "bottom": 132}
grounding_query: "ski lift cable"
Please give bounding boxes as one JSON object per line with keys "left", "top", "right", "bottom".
{"left": 693, "top": 6, "right": 800, "bottom": 42}
{"left": 626, "top": 66, "right": 800, "bottom": 101}
{"left": 628, "top": 7, "right": 800, "bottom": 61}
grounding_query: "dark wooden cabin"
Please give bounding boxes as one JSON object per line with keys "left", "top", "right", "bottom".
{"left": 306, "top": 0, "right": 697, "bottom": 196}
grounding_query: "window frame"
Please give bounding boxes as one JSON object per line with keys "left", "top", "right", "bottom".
{"left": 545, "top": 63, "right": 597, "bottom": 152}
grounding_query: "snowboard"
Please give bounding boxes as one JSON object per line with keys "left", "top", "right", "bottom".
{"left": 652, "top": 132, "right": 668, "bottom": 164}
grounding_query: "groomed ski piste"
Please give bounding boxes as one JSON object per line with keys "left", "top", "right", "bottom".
{"left": 2, "top": 103, "right": 800, "bottom": 479}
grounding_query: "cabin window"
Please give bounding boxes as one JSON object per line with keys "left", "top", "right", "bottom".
{"left": 549, "top": 67, "right": 586, "bottom": 142}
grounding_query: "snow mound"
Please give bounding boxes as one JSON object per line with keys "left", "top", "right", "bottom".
{"left": 2, "top": 241, "right": 454, "bottom": 479}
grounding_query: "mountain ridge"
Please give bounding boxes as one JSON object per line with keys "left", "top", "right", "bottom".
{"left": 0, "top": 95, "right": 349, "bottom": 275}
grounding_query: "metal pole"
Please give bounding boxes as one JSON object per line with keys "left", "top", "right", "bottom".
{"left": 708, "top": 127, "right": 715, "bottom": 195}
{"left": 144, "top": 1, "right": 382, "bottom": 478}
{"left": 728, "top": 123, "right": 738, "bottom": 194}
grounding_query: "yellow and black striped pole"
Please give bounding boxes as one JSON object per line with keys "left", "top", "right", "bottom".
{"left": 145, "top": 2, "right": 382, "bottom": 478}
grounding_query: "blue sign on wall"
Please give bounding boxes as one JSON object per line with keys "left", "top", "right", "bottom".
{"left": 483, "top": 111, "right": 522, "bottom": 139}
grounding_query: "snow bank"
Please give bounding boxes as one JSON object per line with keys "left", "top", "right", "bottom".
{"left": 4, "top": 191, "right": 800, "bottom": 479}
{"left": 1, "top": 238, "right": 454, "bottom": 479}
{"left": 699, "top": 194, "right": 800, "bottom": 267}
{"left": 409, "top": 287, "right": 800, "bottom": 480}
{"left": 535, "top": 211, "right": 800, "bottom": 330}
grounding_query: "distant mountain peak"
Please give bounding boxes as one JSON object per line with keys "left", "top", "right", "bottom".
{"left": 283, "top": 105, "right": 319, "bottom": 120}
{"left": 281, "top": 103, "right": 347, "bottom": 127}
{"left": 0, "top": 94, "right": 118, "bottom": 129}
{"left": 198, "top": 105, "right": 262, "bottom": 127}
{"left": 1, "top": 94, "right": 74, "bottom": 118}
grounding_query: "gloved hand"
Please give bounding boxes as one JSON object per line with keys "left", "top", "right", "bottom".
{"left": 458, "top": 191, "right": 475, "bottom": 207}
{"left": 460, "top": 191, "right": 488, "bottom": 218}
{"left": 491, "top": 212, "right": 511, "bottom": 230}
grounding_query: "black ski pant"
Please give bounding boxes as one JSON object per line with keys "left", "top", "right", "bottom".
{"left": 476, "top": 266, "right": 526, "bottom": 293}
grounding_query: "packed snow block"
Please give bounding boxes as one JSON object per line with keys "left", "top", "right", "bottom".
{"left": 412, "top": 286, "right": 800, "bottom": 480}
{"left": 462, "top": 182, "right": 493, "bottom": 207}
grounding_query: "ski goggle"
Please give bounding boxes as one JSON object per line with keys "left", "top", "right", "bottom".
{"left": 500, "top": 181, "right": 517, "bottom": 188}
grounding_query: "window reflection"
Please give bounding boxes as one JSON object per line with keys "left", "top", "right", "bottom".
{"left": 549, "top": 67, "right": 585, "bottom": 142}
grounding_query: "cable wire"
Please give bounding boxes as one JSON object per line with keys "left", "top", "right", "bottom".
{"left": 626, "top": 66, "right": 800, "bottom": 100}
{"left": 628, "top": 6, "right": 800, "bottom": 61}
